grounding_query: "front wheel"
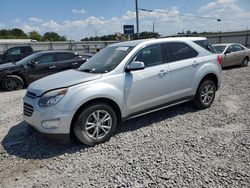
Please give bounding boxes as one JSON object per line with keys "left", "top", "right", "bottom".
{"left": 3, "top": 75, "right": 24, "bottom": 91}
{"left": 74, "top": 102, "right": 118, "bottom": 146}
{"left": 194, "top": 79, "right": 216, "bottom": 109}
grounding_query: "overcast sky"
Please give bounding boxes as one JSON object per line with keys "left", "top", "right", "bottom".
{"left": 0, "top": 0, "right": 250, "bottom": 40}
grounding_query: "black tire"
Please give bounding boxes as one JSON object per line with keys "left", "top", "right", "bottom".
{"left": 73, "top": 102, "right": 118, "bottom": 146}
{"left": 241, "top": 58, "right": 249, "bottom": 67}
{"left": 3, "top": 75, "right": 24, "bottom": 91}
{"left": 194, "top": 79, "right": 216, "bottom": 109}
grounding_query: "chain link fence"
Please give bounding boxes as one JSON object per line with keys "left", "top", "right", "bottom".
{"left": 1, "top": 32, "right": 249, "bottom": 54}
{"left": 0, "top": 41, "right": 117, "bottom": 54}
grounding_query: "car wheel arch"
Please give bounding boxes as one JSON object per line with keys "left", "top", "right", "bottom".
{"left": 3, "top": 72, "right": 27, "bottom": 86}
{"left": 197, "top": 73, "right": 219, "bottom": 92}
{"left": 70, "top": 97, "right": 122, "bottom": 137}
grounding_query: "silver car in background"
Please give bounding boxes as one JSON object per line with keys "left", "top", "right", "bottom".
{"left": 212, "top": 43, "right": 250, "bottom": 68}
{"left": 23, "top": 37, "right": 222, "bottom": 146}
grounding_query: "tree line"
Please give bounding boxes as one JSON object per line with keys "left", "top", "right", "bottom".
{"left": 81, "top": 31, "right": 160, "bottom": 41}
{"left": 0, "top": 28, "right": 67, "bottom": 41}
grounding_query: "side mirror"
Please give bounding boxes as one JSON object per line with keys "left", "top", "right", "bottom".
{"left": 29, "top": 60, "right": 39, "bottom": 66}
{"left": 126, "top": 61, "right": 145, "bottom": 72}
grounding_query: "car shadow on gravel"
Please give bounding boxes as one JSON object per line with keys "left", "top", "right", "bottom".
{"left": 2, "top": 102, "right": 198, "bottom": 160}
{"left": 118, "top": 101, "right": 198, "bottom": 134}
{"left": 1, "top": 121, "right": 88, "bottom": 160}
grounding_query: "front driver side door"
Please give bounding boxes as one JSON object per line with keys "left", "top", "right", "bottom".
{"left": 28, "top": 53, "right": 56, "bottom": 83}
{"left": 125, "top": 44, "right": 171, "bottom": 116}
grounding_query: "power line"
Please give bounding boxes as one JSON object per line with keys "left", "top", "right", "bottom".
{"left": 139, "top": 8, "right": 221, "bottom": 22}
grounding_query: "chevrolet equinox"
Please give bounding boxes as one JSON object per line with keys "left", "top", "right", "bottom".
{"left": 23, "top": 37, "right": 222, "bottom": 146}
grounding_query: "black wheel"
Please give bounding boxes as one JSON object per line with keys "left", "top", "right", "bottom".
{"left": 74, "top": 102, "right": 118, "bottom": 146}
{"left": 241, "top": 58, "right": 249, "bottom": 67}
{"left": 3, "top": 75, "right": 24, "bottom": 91}
{"left": 194, "top": 79, "right": 216, "bottom": 109}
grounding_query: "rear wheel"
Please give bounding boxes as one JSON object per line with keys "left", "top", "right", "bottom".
{"left": 73, "top": 102, "right": 117, "bottom": 146}
{"left": 194, "top": 79, "right": 216, "bottom": 109}
{"left": 3, "top": 75, "right": 24, "bottom": 91}
{"left": 241, "top": 58, "right": 249, "bottom": 67}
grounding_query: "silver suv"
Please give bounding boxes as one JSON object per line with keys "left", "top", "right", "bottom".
{"left": 23, "top": 37, "right": 222, "bottom": 146}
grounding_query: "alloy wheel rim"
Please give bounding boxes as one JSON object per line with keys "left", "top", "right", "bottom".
{"left": 85, "top": 110, "right": 112, "bottom": 140}
{"left": 244, "top": 59, "right": 248, "bottom": 66}
{"left": 200, "top": 84, "right": 214, "bottom": 105}
{"left": 5, "top": 78, "right": 20, "bottom": 91}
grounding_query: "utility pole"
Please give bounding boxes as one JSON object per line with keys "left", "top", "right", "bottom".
{"left": 135, "top": 0, "right": 139, "bottom": 38}
{"left": 153, "top": 21, "right": 155, "bottom": 33}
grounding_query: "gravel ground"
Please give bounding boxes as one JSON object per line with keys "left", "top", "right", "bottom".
{"left": 0, "top": 65, "right": 249, "bottom": 188}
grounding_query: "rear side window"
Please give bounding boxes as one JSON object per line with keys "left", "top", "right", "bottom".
{"left": 56, "top": 53, "right": 76, "bottom": 61}
{"left": 164, "top": 42, "right": 198, "bottom": 62}
{"left": 133, "top": 44, "right": 164, "bottom": 67}
{"left": 232, "top": 44, "right": 244, "bottom": 52}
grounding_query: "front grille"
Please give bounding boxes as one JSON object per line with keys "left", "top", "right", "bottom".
{"left": 23, "top": 103, "right": 34, "bottom": 117}
{"left": 26, "top": 91, "right": 36, "bottom": 99}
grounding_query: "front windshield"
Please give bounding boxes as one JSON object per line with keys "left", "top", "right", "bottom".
{"left": 15, "top": 53, "right": 40, "bottom": 66}
{"left": 78, "top": 46, "right": 133, "bottom": 73}
{"left": 213, "top": 45, "right": 226, "bottom": 53}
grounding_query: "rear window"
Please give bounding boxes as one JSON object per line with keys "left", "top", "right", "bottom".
{"left": 194, "top": 40, "right": 217, "bottom": 53}
{"left": 164, "top": 42, "right": 198, "bottom": 62}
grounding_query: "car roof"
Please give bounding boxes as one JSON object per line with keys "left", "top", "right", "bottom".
{"left": 110, "top": 37, "right": 207, "bottom": 47}
{"left": 35, "top": 50, "right": 76, "bottom": 55}
{"left": 212, "top": 43, "right": 237, "bottom": 46}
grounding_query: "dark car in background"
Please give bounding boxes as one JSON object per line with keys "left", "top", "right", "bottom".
{"left": 0, "top": 51, "right": 87, "bottom": 91}
{"left": 0, "top": 46, "right": 34, "bottom": 64}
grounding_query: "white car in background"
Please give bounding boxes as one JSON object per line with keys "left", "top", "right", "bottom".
{"left": 212, "top": 43, "right": 250, "bottom": 68}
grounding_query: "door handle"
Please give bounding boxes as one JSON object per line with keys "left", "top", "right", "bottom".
{"left": 159, "top": 70, "right": 167, "bottom": 77}
{"left": 192, "top": 61, "right": 198, "bottom": 67}
{"left": 72, "top": 62, "right": 78, "bottom": 65}
{"left": 49, "top": 66, "right": 56, "bottom": 69}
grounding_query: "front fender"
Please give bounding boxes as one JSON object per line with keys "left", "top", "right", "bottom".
{"left": 57, "top": 81, "right": 126, "bottom": 117}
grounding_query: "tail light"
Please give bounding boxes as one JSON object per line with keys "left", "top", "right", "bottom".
{"left": 217, "top": 55, "right": 223, "bottom": 65}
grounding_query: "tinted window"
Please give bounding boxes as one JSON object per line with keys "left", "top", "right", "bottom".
{"left": 8, "top": 48, "right": 21, "bottom": 55}
{"left": 36, "top": 54, "right": 55, "bottom": 64}
{"left": 165, "top": 42, "right": 198, "bottom": 62}
{"left": 133, "top": 44, "right": 164, "bottom": 67}
{"left": 194, "top": 40, "right": 216, "bottom": 53}
{"left": 232, "top": 44, "right": 244, "bottom": 52}
{"left": 56, "top": 53, "right": 76, "bottom": 61}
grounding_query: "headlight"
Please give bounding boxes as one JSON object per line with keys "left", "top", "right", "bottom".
{"left": 38, "top": 88, "right": 67, "bottom": 107}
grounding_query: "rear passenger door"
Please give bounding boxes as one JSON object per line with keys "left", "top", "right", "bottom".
{"left": 163, "top": 42, "right": 199, "bottom": 100}
{"left": 232, "top": 44, "right": 246, "bottom": 65}
{"left": 54, "top": 52, "right": 79, "bottom": 73}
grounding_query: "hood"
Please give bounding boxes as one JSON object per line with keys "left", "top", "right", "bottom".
{"left": 0, "top": 62, "right": 17, "bottom": 70}
{"left": 28, "top": 69, "right": 102, "bottom": 96}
